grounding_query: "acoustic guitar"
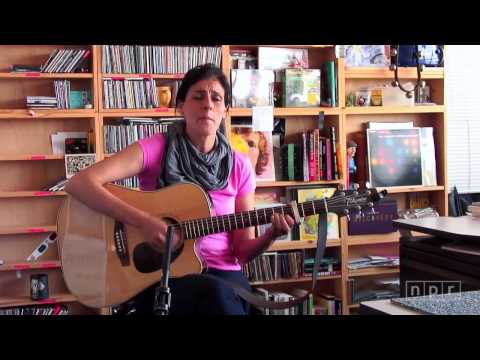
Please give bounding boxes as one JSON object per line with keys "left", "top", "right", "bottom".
{"left": 57, "top": 182, "right": 386, "bottom": 308}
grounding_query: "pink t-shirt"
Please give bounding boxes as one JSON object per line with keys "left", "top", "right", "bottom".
{"left": 137, "top": 133, "right": 256, "bottom": 271}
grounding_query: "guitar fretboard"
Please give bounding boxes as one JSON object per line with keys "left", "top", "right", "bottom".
{"left": 179, "top": 198, "right": 332, "bottom": 240}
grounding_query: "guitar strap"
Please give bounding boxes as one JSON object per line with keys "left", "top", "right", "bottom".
{"left": 228, "top": 211, "right": 328, "bottom": 311}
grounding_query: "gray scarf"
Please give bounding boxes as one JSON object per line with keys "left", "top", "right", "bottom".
{"left": 159, "top": 124, "right": 233, "bottom": 191}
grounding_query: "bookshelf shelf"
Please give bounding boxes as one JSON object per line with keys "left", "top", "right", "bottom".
{"left": 348, "top": 303, "right": 360, "bottom": 309}
{"left": 0, "top": 294, "right": 77, "bottom": 309}
{"left": 0, "top": 72, "right": 93, "bottom": 79}
{"left": 250, "top": 274, "right": 341, "bottom": 286}
{"left": 0, "top": 109, "right": 95, "bottom": 119}
{"left": 376, "top": 185, "right": 445, "bottom": 194}
{"left": 268, "top": 239, "right": 341, "bottom": 251}
{"left": 230, "top": 107, "right": 340, "bottom": 117}
{"left": 102, "top": 73, "right": 184, "bottom": 80}
{"left": 100, "top": 108, "right": 178, "bottom": 117}
{"left": 348, "top": 267, "right": 400, "bottom": 278}
{"left": 0, "top": 225, "right": 56, "bottom": 235}
{"left": 0, "top": 261, "right": 61, "bottom": 272}
{"left": 345, "top": 67, "right": 444, "bottom": 79}
{"left": 0, "top": 191, "right": 67, "bottom": 198}
{"left": 348, "top": 232, "right": 399, "bottom": 246}
{"left": 343, "top": 105, "right": 445, "bottom": 115}
{"left": 256, "top": 180, "right": 342, "bottom": 188}
{"left": 0, "top": 154, "right": 64, "bottom": 161}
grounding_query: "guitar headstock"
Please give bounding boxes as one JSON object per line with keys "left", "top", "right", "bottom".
{"left": 327, "top": 188, "right": 388, "bottom": 218}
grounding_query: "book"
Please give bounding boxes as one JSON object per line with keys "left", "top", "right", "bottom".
{"left": 65, "top": 154, "right": 96, "bottom": 179}
{"left": 367, "top": 128, "right": 423, "bottom": 187}
{"left": 230, "top": 128, "right": 275, "bottom": 182}
{"left": 231, "top": 69, "right": 274, "bottom": 108}
{"left": 283, "top": 69, "right": 321, "bottom": 107}
{"left": 320, "top": 61, "right": 337, "bottom": 107}
{"left": 348, "top": 197, "right": 398, "bottom": 235}
{"left": 294, "top": 187, "right": 339, "bottom": 240}
{"left": 419, "top": 127, "right": 437, "bottom": 186}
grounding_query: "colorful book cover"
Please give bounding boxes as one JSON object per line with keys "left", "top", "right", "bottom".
{"left": 367, "top": 128, "right": 423, "bottom": 187}
{"left": 231, "top": 127, "right": 275, "bottom": 182}
{"left": 258, "top": 47, "right": 309, "bottom": 70}
{"left": 283, "top": 69, "right": 321, "bottom": 107}
{"left": 296, "top": 187, "right": 339, "bottom": 240}
{"left": 231, "top": 69, "right": 274, "bottom": 108}
{"left": 419, "top": 127, "right": 437, "bottom": 186}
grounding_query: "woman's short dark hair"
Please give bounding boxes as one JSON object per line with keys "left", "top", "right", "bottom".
{"left": 176, "top": 63, "right": 231, "bottom": 108}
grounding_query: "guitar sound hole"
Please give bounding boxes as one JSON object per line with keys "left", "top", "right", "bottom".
{"left": 133, "top": 242, "right": 184, "bottom": 274}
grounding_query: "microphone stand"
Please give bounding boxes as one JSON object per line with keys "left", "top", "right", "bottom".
{"left": 153, "top": 225, "right": 174, "bottom": 315}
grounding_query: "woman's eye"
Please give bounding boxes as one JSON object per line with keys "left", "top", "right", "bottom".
{"left": 247, "top": 140, "right": 256, "bottom": 148}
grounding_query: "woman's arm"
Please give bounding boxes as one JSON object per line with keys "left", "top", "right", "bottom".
{"left": 232, "top": 193, "right": 295, "bottom": 265}
{"left": 64, "top": 144, "right": 172, "bottom": 249}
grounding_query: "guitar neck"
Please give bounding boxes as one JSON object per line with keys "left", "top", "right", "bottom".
{"left": 179, "top": 199, "right": 329, "bottom": 240}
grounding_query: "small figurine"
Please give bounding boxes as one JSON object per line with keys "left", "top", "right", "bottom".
{"left": 346, "top": 140, "right": 358, "bottom": 190}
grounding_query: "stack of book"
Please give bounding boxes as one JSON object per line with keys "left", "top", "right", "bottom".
{"left": 348, "top": 256, "right": 399, "bottom": 270}
{"left": 103, "top": 78, "right": 159, "bottom": 109}
{"left": 242, "top": 251, "right": 303, "bottom": 283}
{"left": 26, "top": 96, "right": 57, "bottom": 109}
{"left": 41, "top": 49, "right": 90, "bottom": 73}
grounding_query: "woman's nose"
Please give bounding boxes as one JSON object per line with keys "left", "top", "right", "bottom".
{"left": 203, "top": 96, "right": 214, "bottom": 109}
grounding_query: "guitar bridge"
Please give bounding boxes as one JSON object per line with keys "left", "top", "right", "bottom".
{"left": 114, "top": 221, "right": 130, "bottom": 266}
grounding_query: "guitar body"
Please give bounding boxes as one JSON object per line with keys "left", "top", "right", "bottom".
{"left": 57, "top": 183, "right": 210, "bottom": 308}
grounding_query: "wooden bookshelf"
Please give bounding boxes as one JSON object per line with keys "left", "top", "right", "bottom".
{"left": 0, "top": 225, "right": 57, "bottom": 235}
{"left": 0, "top": 293, "right": 77, "bottom": 309}
{"left": 250, "top": 274, "right": 341, "bottom": 286}
{"left": 0, "top": 261, "right": 61, "bottom": 272}
{"left": 0, "top": 73, "right": 93, "bottom": 79}
{"left": 343, "top": 105, "right": 445, "bottom": 114}
{"left": 230, "top": 107, "right": 340, "bottom": 117}
{"left": 348, "top": 267, "right": 400, "bottom": 278}
{"left": 0, "top": 44, "right": 446, "bottom": 316}
{"left": 268, "top": 239, "right": 341, "bottom": 251}
{"left": 345, "top": 67, "right": 444, "bottom": 79}
{"left": 0, "top": 191, "right": 66, "bottom": 198}
{"left": 0, "top": 45, "right": 98, "bottom": 315}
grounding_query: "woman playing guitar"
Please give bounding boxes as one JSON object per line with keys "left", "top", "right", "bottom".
{"left": 65, "top": 64, "right": 296, "bottom": 315}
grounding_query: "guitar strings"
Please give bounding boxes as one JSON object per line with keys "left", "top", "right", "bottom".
{"left": 172, "top": 192, "right": 376, "bottom": 237}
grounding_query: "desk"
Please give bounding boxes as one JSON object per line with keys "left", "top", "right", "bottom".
{"left": 360, "top": 290, "right": 480, "bottom": 315}
{"left": 393, "top": 216, "right": 480, "bottom": 242}
{"left": 392, "top": 216, "right": 480, "bottom": 297}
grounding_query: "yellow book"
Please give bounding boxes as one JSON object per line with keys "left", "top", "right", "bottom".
{"left": 296, "top": 187, "right": 339, "bottom": 240}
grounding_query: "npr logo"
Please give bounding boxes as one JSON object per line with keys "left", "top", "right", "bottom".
{"left": 405, "top": 281, "right": 462, "bottom": 297}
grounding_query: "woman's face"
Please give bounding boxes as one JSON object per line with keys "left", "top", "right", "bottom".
{"left": 179, "top": 78, "right": 227, "bottom": 138}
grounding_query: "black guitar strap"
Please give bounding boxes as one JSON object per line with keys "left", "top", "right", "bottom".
{"left": 228, "top": 211, "right": 328, "bottom": 311}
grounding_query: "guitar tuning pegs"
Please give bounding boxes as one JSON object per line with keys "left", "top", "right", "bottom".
{"left": 368, "top": 202, "right": 374, "bottom": 208}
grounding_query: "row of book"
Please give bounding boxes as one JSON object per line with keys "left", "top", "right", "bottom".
{"left": 254, "top": 288, "right": 342, "bottom": 315}
{"left": 103, "top": 117, "right": 180, "bottom": 153}
{"left": 103, "top": 78, "right": 160, "bottom": 109}
{"left": 242, "top": 250, "right": 341, "bottom": 283}
{"left": 280, "top": 126, "right": 340, "bottom": 182}
{"left": 0, "top": 304, "right": 69, "bottom": 315}
{"left": 41, "top": 48, "right": 91, "bottom": 73}
{"left": 102, "top": 45, "right": 222, "bottom": 74}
